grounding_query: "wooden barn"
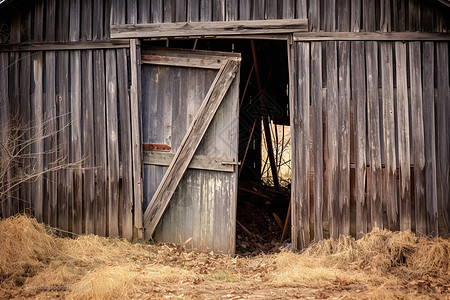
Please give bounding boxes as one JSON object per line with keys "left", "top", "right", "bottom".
{"left": 0, "top": 0, "right": 449, "bottom": 254}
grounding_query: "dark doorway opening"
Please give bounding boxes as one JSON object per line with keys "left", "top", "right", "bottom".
{"left": 142, "top": 38, "right": 292, "bottom": 255}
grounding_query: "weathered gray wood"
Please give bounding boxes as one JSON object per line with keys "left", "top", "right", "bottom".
{"left": 436, "top": 42, "right": 450, "bottom": 233}
{"left": 81, "top": 0, "right": 92, "bottom": 40}
{"left": 311, "top": 42, "right": 323, "bottom": 241}
{"left": 31, "top": 52, "right": 44, "bottom": 222}
{"left": 309, "top": 0, "right": 320, "bottom": 31}
{"left": 351, "top": 0, "right": 361, "bottom": 32}
{"left": 395, "top": 42, "right": 411, "bottom": 231}
{"left": 151, "top": 0, "right": 163, "bottom": 23}
{"left": 337, "top": 0, "right": 350, "bottom": 31}
{"left": 57, "top": 51, "right": 70, "bottom": 232}
{"left": 34, "top": 0, "right": 44, "bottom": 42}
{"left": 326, "top": 41, "right": 339, "bottom": 239}
{"left": 117, "top": 49, "right": 133, "bottom": 240}
{"left": 293, "top": 32, "right": 450, "bottom": 41}
{"left": 239, "top": 0, "right": 251, "bottom": 20}
{"left": 105, "top": 50, "right": 120, "bottom": 237}
{"left": 69, "top": 0, "right": 80, "bottom": 42}
{"left": 409, "top": 42, "right": 426, "bottom": 235}
{"left": 19, "top": 52, "right": 31, "bottom": 213}
{"left": 292, "top": 42, "right": 310, "bottom": 248}
{"left": 143, "top": 151, "right": 235, "bottom": 173}
{"left": 93, "top": 50, "right": 107, "bottom": 236}
{"left": 251, "top": 0, "right": 264, "bottom": 20}
{"left": 141, "top": 55, "right": 223, "bottom": 69}
{"left": 45, "top": 0, "right": 56, "bottom": 42}
{"left": 408, "top": 0, "right": 420, "bottom": 32}
{"left": 351, "top": 41, "right": 367, "bottom": 238}
{"left": 338, "top": 40, "right": 350, "bottom": 236}
{"left": 296, "top": 0, "right": 307, "bottom": 19}
{"left": 0, "top": 53, "right": 10, "bottom": 218}
{"left": 280, "top": 0, "right": 294, "bottom": 19}
{"left": 129, "top": 39, "right": 143, "bottom": 239}
{"left": 144, "top": 59, "right": 240, "bottom": 239}
{"left": 110, "top": 19, "right": 308, "bottom": 38}
{"left": 188, "top": 0, "right": 200, "bottom": 22}
{"left": 200, "top": 0, "right": 212, "bottom": 21}
{"left": 422, "top": 42, "right": 438, "bottom": 236}
{"left": 225, "top": 0, "right": 237, "bottom": 20}
{"left": 380, "top": 0, "right": 391, "bottom": 32}
{"left": 93, "top": 0, "right": 103, "bottom": 40}
{"left": 392, "top": 0, "right": 406, "bottom": 31}
{"left": 0, "top": 41, "right": 131, "bottom": 52}
{"left": 58, "top": 0, "right": 70, "bottom": 42}
{"left": 380, "top": 42, "right": 398, "bottom": 230}
{"left": 213, "top": 0, "right": 225, "bottom": 21}
{"left": 81, "top": 50, "right": 95, "bottom": 234}
{"left": 139, "top": 0, "right": 151, "bottom": 23}
{"left": 366, "top": 41, "right": 383, "bottom": 230}
{"left": 324, "top": 0, "right": 336, "bottom": 31}
{"left": 363, "top": 0, "right": 376, "bottom": 32}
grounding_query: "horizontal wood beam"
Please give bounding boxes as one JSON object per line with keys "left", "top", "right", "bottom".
{"left": 111, "top": 19, "right": 308, "bottom": 39}
{"left": 0, "top": 40, "right": 131, "bottom": 52}
{"left": 294, "top": 32, "right": 450, "bottom": 41}
{"left": 143, "top": 151, "right": 235, "bottom": 173}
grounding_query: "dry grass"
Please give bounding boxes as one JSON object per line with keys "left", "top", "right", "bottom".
{"left": 0, "top": 215, "right": 449, "bottom": 299}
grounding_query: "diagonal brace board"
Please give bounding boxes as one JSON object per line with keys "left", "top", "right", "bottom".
{"left": 143, "top": 59, "right": 240, "bottom": 239}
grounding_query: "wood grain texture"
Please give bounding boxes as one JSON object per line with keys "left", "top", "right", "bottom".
{"left": 409, "top": 42, "right": 426, "bottom": 235}
{"left": 144, "top": 58, "right": 240, "bottom": 239}
{"left": 436, "top": 42, "right": 450, "bottom": 233}
{"left": 110, "top": 19, "right": 308, "bottom": 38}
{"left": 366, "top": 41, "right": 383, "bottom": 230}
{"left": 0, "top": 53, "right": 10, "bottom": 218}
{"left": 326, "top": 41, "right": 339, "bottom": 239}
{"left": 292, "top": 32, "right": 450, "bottom": 41}
{"left": 380, "top": 42, "right": 398, "bottom": 230}
{"left": 338, "top": 40, "right": 350, "bottom": 236}
{"left": 351, "top": 41, "right": 367, "bottom": 238}
{"left": 311, "top": 42, "right": 323, "bottom": 240}
{"left": 395, "top": 42, "right": 411, "bottom": 231}
{"left": 422, "top": 42, "right": 438, "bottom": 236}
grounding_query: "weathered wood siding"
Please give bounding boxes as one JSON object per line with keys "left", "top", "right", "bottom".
{"left": 0, "top": 0, "right": 141, "bottom": 241}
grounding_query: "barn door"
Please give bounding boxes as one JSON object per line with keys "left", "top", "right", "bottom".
{"left": 141, "top": 47, "right": 241, "bottom": 254}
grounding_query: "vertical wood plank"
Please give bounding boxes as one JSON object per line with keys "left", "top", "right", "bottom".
{"left": 296, "top": 0, "right": 307, "bottom": 19}
{"left": 130, "top": 39, "right": 143, "bottom": 239}
{"left": 151, "top": 0, "right": 163, "bottom": 23}
{"left": 324, "top": 0, "right": 336, "bottom": 31}
{"left": 251, "top": 0, "right": 265, "bottom": 20}
{"left": 239, "top": 0, "right": 251, "bottom": 20}
{"left": 44, "top": 51, "right": 57, "bottom": 227}
{"left": 31, "top": 52, "right": 44, "bottom": 222}
{"left": 164, "top": 0, "right": 174, "bottom": 22}
{"left": 351, "top": 0, "right": 361, "bottom": 32}
{"left": 409, "top": 42, "right": 426, "bottom": 235}
{"left": 265, "top": 0, "right": 277, "bottom": 20}
{"left": 105, "top": 50, "right": 120, "bottom": 237}
{"left": 292, "top": 42, "right": 310, "bottom": 249}
{"left": 93, "top": 0, "right": 104, "bottom": 40}
{"left": 176, "top": 0, "right": 187, "bottom": 21}
{"left": 366, "top": 41, "right": 383, "bottom": 229}
{"left": 81, "top": 0, "right": 93, "bottom": 40}
{"left": 280, "top": 0, "right": 294, "bottom": 19}
{"left": 34, "top": 0, "right": 44, "bottom": 42}
{"left": 380, "top": 42, "right": 398, "bottom": 230}
{"left": 0, "top": 53, "right": 11, "bottom": 218}
{"left": 392, "top": 0, "right": 406, "bottom": 31}
{"left": 82, "top": 50, "right": 95, "bottom": 234}
{"left": 139, "top": 0, "right": 151, "bottom": 23}
{"left": 309, "top": 0, "right": 320, "bottom": 31}
{"left": 311, "top": 42, "right": 323, "bottom": 241}
{"left": 326, "top": 41, "right": 339, "bottom": 238}
{"left": 19, "top": 52, "right": 31, "bottom": 213}
{"left": 93, "top": 50, "right": 107, "bottom": 236}
{"left": 128, "top": 0, "right": 138, "bottom": 24}
{"left": 188, "top": 0, "right": 200, "bottom": 22}
{"left": 408, "top": 0, "right": 420, "bottom": 32}
{"left": 45, "top": 0, "right": 56, "bottom": 42}
{"left": 213, "top": 0, "right": 225, "bottom": 21}
{"left": 422, "top": 42, "right": 438, "bottom": 236}
{"left": 338, "top": 41, "right": 350, "bottom": 236}
{"left": 363, "top": 0, "right": 376, "bottom": 32}
{"left": 70, "top": 0, "right": 83, "bottom": 234}
{"left": 351, "top": 41, "right": 367, "bottom": 238}
{"left": 395, "top": 42, "right": 411, "bottom": 231}
{"left": 57, "top": 51, "right": 70, "bottom": 232}
{"left": 380, "top": 0, "right": 391, "bottom": 32}
{"left": 58, "top": 0, "right": 70, "bottom": 42}
{"left": 436, "top": 42, "right": 450, "bottom": 234}
{"left": 117, "top": 49, "right": 133, "bottom": 241}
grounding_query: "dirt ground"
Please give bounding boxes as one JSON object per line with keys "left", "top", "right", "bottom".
{"left": 1, "top": 216, "right": 449, "bottom": 299}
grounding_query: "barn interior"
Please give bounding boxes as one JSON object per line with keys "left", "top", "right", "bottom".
{"left": 143, "top": 38, "right": 292, "bottom": 255}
